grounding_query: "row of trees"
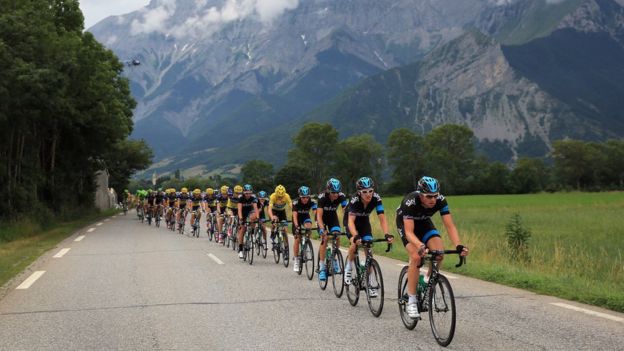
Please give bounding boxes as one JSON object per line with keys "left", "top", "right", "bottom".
{"left": 1, "top": 1, "right": 152, "bottom": 219}
{"left": 238, "top": 123, "right": 624, "bottom": 196}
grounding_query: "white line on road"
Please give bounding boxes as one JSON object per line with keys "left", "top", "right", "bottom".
{"left": 207, "top": 253, "right": 224, "bottom": 265}
{"left": 53, "top": 248, "right": 71, "bottom": 258}
{"left": 16, "top": 271, "right": 46, "bottom": 290}
{"left": 86, "top": 228, "right": 95, "bottom": 233}
{"left": 104, "top": 219, "right": 110, "bottom": 222}
{"left": 74, "top": 235, "right": 85, "bottom": 242}
{"left": 112, "top": 216, "right": 117, "bottom": 218}
{"left": 551, "top": 303, "right": 624, "bottom": 323}
{"left": 96, "top": 222, "right": 103, "bottom": 226}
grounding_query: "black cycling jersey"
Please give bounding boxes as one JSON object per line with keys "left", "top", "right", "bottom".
{"left": 292, "top": 198, "right": 317, "bottom": 215}
{"left": 343, "top": 193, "right": 385, "bottom": 237}
{"left": 147, "top": 194, "right": 156, "bottom": 205}
{"left": 155, "top": 192, "right": 165, "bottom": 205}
{"left": 257, "top": 199, "right": 268, "bottom": 219}
{"left": 395, "top": 191, "right": 450, "bottom": 246}
{"left": 317, "top": 191, "right": 347, "bottom": 231}
{"left": 237, "top": 194, "right": 258, "bottom": 209}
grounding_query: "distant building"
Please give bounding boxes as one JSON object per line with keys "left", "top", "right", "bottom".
{"left": 95, "top": 170, "right": 116, "bottom": 210}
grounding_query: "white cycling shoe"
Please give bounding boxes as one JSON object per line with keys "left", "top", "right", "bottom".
{"left": 406, "top": 302, "right": 420, "bottom": 319}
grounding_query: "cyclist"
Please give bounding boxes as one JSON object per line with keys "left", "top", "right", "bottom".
{"left": 121, "top": 189, "right": 130, "bottom": 212}
{"left": 257, "top": 191, "right": 269, "bottom": 243}
{"left": 343, "top": 177, "right": 393, "bottom": 296}
{"left": 291, "top": 186, "right": 317, "bottom": 272}
{"left": 203, "top": 187, "right": 218, "bottom": 234}
{"left": 146, "top": 190, "right": 156, "bottom": 221}
{"left": 226, "top": 185, "right": 243, "bottom": 241}
{"left": 190, "top": 189, "right": 203, "bottom": 230}
{"left": 237, "top": 184, "right": 260, "bottom": 258}
{"left": 154, "top": 188, "right": 165, "bottom": 221}
{"left": 268, "top": 184, "right": 292, "bottom": 249}
{"left": 165, "top": 188, "right": 178, "bottom": 227}
{"left": 316, "top": 178, "right": 348, "bottom": 281}
{"left": 396, "top": 176, "right": 468, "bottom": 319}
{"left": 177, "top": 187, "right": 190, "bottom": 229}
{"left": 216, "top": 185, "right": 229, "bottom": 243}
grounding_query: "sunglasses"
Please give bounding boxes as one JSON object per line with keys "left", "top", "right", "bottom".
{"left": 330, "top": 191, "right": 340, "bottom": 195}
{"left": 421, "top": 193, "right": 439, "bottom": 199}
{"left": 300, "top": 196, "right": 310, "bottom": 199}
{"left": 243, "top": 191, "right": 253, "bottom": 195}
{"left": 360, "top": 189, "right": 374, "bottom": 195}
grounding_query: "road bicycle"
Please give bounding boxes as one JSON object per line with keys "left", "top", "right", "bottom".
{"left": 206, "top": 211, "right": 217, "bottom": 241}
{"left": 254, "top": 219, "right": 268, "bottom": 259}
{"left": 345, "top": 236, "right": 392, "bottom": 317}
{"left": 317, "top": 230, "right": 346, "bottom": 297}
{"left": 154, "top": 205, "right": 162, "bottom": 228}
{"left": 294, "top": 226, "right": 316, "bottom": 280}
{"left": 242, "top": 220, "right": 260, "bottom": 265}
{"left": 191, "top": 210, "right": 201, "bottom": 238}
{"left": 397, "top": 249, "right": 466, "bottom": 347}
{"left": 178, "top": 208, "right": 188, "bottom": 235}
{"left": 271, "top": 220, "right": 291, "bottom": 268}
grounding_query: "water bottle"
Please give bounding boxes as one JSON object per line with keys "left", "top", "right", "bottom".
{"left": 418, "top": 272, "right": 426, "bottom": 294}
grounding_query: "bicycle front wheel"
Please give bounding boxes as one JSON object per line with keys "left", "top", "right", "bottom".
{"left": 261, "top": 234, "right": 268, "bottom": 259}
{"left": 304, "top": 239, "right": 314, "bottom": 280}
{"left": 282, "top": 234, "right": 289, "bottom": 268}
{"left": 398, "top": 266, "right": 418, "bottom": 330}
{"left": 248, "top": 233, "right": 254, "bottom": 265}
{"left": 366, "top": 259, "right": 385, "bottom": 317}
{"left": 318, "top": 251, "right": 327, "bottom": 290}
{"left": 428, "top": 274, "right": 456, "bottom": 347}
{"left": 331, "top": 250, "right": 345, "bottom": 298}
{"left": 346, "top": 259, "right": 360, "bottom": 306}
{"left": 273, "top": 232, "right": 281, "bottom": 264}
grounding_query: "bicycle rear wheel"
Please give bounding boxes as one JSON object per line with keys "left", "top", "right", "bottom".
{"left": 261, "top": 234, "right": 268, "bottom": 259}
{"left": 331, "top": 250, "right": 345, "bottom": 298}
{"left": 428, "top": 274, "right": 456, "bottom": 347}
{"left": 304, "top": 239, "right": 314, "bottom": 280}
{"left": 248, "top": 232, "right": 254, "bottom": 265}
{"left": 398, "top": 266, "right": 418, "bottom": 330}
{"left": 255, "top": 230, "right": 261, "bottom": 257}
{"left": 346, "top": 258, "right": 360, "bottom": 306}
{"left": 366, "top": 259, "right": 385, "bottom": 317}
{"left": 282, "top": 234, "right": 289, "bottom": 268}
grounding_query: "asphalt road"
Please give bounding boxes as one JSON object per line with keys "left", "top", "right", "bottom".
{"left": 1, "top": 211, "right": 622, "bottom": 350}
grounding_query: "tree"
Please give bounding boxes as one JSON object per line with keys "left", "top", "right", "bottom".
{"left": 422, "top": 124, "right": 477, "bottom": 194}
{"left": 604, "top": 139, "right": 624, "bottom": 188}
{"left": 241, "top": 160, "right": 274, "bottom": 192}
{"left": 287, "top": 123, "right": 339, "bottom": 191}
{"left": 334, "top": 134, "right": 383, "bottom": 194}
{"left": 274, "top": 164, "right": 313, "bottom": 197}
{"left": 508, "top": 158, "right": 548, "bottom": 193}
{"left": 386, "top": 128, "right": 424, "bottom": 194}
{"left": 106, "top": 139, "right": 153, "bottom": 195}
{"left": 552, "top": 140, "right": 601, "bottom": 190}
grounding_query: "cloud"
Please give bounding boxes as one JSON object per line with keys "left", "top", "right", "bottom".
{"left": 130, "top": 0, "right": 300, "bottom": 37}
{"left": 80, "top": 0, "right": 150, "bottom": 28}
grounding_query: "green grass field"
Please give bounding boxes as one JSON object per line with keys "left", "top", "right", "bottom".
{"left": 360, "top": 192, "right": 624, "bottom": 312}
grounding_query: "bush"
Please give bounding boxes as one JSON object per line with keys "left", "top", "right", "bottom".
{"left": 506, "top": 213, "right": 531, "bottom": 262}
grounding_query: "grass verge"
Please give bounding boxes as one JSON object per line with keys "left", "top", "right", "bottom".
{"left": 0, "top": 209, "right": 118, "bottom": 288}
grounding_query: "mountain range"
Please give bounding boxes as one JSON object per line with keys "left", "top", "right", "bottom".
{"left": 89, "top": 0, "right": 624, "bottom": 177}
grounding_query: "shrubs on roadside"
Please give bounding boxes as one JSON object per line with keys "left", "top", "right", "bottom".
{"left": 506, "top": 213, "right": 531, "bottom": 262}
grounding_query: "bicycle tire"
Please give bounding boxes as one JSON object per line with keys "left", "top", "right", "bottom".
{"left": 428, "top": 274, "right": 456, "bottom": 347}
{"left": 248, "top": 231, "right": 254, "bottom": 265}
{"left": 346, "top": 257, "right": 360, "bottom": 306}
{"left": 366, "top": 259, "right": 385, "bottom": 317}
{"left": 318, "top": 251, "right": 327, "bottom": 290}
{"left": 255, "top": 229, "right": 261, "bottom": 257}
{"left": 273, "top": 230, "right": 281, "bottom": 264}
{"left": 398, "top": 266, "right": 418, "bottom": 330}
{"left": 282, "top": 233, "right": 289, "bottom": 268}
{"left": 261, "top": 233, "right": 268, "bottom": 259}
{"left": 332, "top": 250, "right": 345, "bottom": 298}
{"left": 304, "top": 239, "right": 314, "bottom": 280}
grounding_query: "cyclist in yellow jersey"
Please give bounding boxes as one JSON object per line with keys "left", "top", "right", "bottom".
{"left": 190, "top": 189, "right": 203, "bottom": 230}
{"left": 216, "top": 185, "right": 229, "bottom": 242}
{"left": 268, "top": 184, "right": 293, "bottom": 248}
{"left": 225, "top": 185, "right": 243, "bottom": 237}
{"left": 177, "top": 187, "right": 190, "bottom": 229}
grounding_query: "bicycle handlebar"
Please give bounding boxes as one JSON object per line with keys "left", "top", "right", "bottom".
{"left": 427, "top": 249, "right": 467, "bottom": 268}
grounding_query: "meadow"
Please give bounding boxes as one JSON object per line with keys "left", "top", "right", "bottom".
{"left": 361, "top": 192, "right": 624, "bottom": 312}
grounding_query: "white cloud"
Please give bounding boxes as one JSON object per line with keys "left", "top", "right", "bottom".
{"left": 80, "top": 0, "right": 150, "bottom": 28}
{"left": 130, "top": 0, "right": 300, "bottom": 38}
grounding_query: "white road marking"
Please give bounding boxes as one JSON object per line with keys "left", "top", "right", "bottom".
{"left": 16, "top": 271, "right": 46, "bottom": 290}
{"left": 112, "top": 216, "right": 117, "bottom": 218}
{"left": 96, "top": 222, "right": 103, "bottom": 226}
{"left": 207, "top": 253, "right": 224, "bottom": 265}
{"left": 87, "top": 228, "right": 95, "bottom": 233}
{"left": 104, "top": 219, "right": 110, "bottom": 222}
{"left": 74, "top": 235, "right": 85, "bottom": 242}
{"left": 551, "top": 303, "right": 624, "bottom": 323}
{"left": 53, "top": 248, "right": 71, "bottom": 258}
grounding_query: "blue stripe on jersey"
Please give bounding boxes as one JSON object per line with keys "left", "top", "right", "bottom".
{"left": 376, "top": 204, "right": 384, "bottom": 213}
{"left": 441, "top": 205, "right": 449, "bottom": 213}
{"left": 422, "top": 229, "right": 440, "bottom": 243}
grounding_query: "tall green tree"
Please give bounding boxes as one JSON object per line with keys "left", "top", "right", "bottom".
{"left": 241, "top": 160, "right": 274, "bottom": 192}
{"left": 508, "top": 158, "right": 548, "bottom": 193}
{"left": 386, "top": 128, "right": 423, "bottom": 194}
{"left": 422, "top": 124, "right": 477, "bottom": 194}
{"left": 107, "top": 139, "right": 154, "bottom": 195}
{"left": 287, "top": 123, "right": 339, "bottom": 191}
{"left": 552, "top": 140, "right": 601, "bottom": 190}
{"left": 335, "top": 134, "right": 383, "bottom": 194}
{"left": 274, "top": 164, "right": 312, "bottom": 197}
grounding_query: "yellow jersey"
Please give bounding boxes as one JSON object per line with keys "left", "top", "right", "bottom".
{"left": 269, "top": 193, "right": 292, "bottom": 211}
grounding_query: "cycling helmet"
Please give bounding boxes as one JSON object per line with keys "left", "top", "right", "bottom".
{"left": 326, "top": 178, "right": 341, "bottom": 192}
{"left": 355, "top": 177, "right": 374, "bottom": 190}
{"left": 298, "top": 186, "right": 311, "bottom": 197}
{"left": 206, "top": 188, "right": 214, "bottom": 196}
{"left": 193, "top": 188, "right": 201, "bottom": 195}
{"left": 417, "top": 176, "right": 440, "bottom": 194}
{"left": 258, "top": 190, "right": 268, "bottom": 199}
{"left": 181, "top": 187, "right": 188, "bottom": 193}
{"left": 170, "top": 188, "right": 176, "bottom": 193}
{"left": 220, "top": 185, "right": 229, "bottom": 195}
{"left": 275, "top": 185, "right": 286, "bottom": 197}
{"left": 233, "top": 185, "right": 243, "bottom": 194}
{"left": 243, "top": 184, "right": 253, "bottom": 192}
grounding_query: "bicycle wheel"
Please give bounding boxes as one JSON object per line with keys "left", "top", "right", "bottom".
{"left": 428, "top": 274, "right": 456, "bottom": 347}
{"left": 273, "top": 231, "right": 281, "bottom": 264}
{"left": 261, "top": 233, "right": 268, "bottom": 259}
{"left": 398, "top": 266, "right": 418, "bottom": 330}
{"left": 248, "top": 231, "right": 254, "bottom": 265}
{"left": 346, "top": 258, "right": 360, "bottom": 306}
{"left": 282, "top": 234, "right": 289, "bottom": 268}
{"left": 332, "top": 250, "right": 345, "bottom": 298}
{"left": 318, "top": 251, "right": 327, "bottom": 290}
{"left": 255, "top": 230, "right": 261, "bottom": 257}
{"left": 304, "top": 239, "right": 314, "bottom": 280}
{"left": 365, "top": 259, "right": 385, "bottom": 317}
